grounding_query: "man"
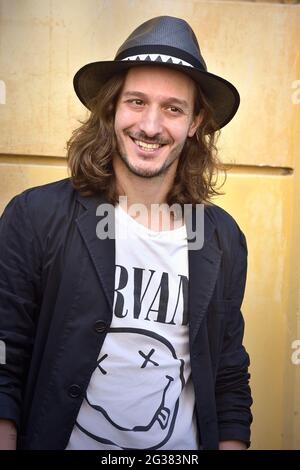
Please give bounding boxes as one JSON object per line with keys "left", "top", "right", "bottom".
{"left": 0, "top": 16, "right": 252, "bottom": 450}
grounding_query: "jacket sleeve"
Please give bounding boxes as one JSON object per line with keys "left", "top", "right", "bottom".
{"left": 0, "top": 193, "right": 42, "bottom": 428}
{"left": 215, "top": 227, "right": 253, "bottom": 446}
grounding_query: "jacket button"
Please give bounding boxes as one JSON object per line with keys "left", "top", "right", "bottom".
{"left": 94, "top": 320, "right": 108, "bottom": 333}
{"left": 68, "top": 384, "right": 82, "bottom": 398}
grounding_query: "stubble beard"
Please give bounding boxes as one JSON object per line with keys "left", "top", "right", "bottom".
{"left": 116, "top": 141, "right": 186, "bottom": 179}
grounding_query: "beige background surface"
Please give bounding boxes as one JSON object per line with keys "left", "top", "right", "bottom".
{"left": 1, "top": 0, "right": 299, "bottom": 166}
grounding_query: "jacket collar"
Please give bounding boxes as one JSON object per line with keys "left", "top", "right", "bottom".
{"left": 76, "top": 192, "right": 222, "bottom": 339}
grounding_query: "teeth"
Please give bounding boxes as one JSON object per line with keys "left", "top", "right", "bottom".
{"left": 134, "top": 139, "right": 161, "bottom": 151}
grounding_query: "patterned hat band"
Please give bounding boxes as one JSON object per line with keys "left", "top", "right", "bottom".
{"left": 121, "top": 54, "right": 193, "bottom": 68}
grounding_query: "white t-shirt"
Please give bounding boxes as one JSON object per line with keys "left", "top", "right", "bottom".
{"left": 66, "top": 205, "right": 199, "bottom": 450}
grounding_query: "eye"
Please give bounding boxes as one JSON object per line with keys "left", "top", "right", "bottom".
{"left": 139, "top": 348, "right": 159, "bottom": 368}
{"left": 127, "top": 99, "right": 144, "bottom": 107}
{"left": 167, "top": 106, "right": 182, "bottom": 114}
{"left": 97, "top": 353, "right": 108, "bottom": 374}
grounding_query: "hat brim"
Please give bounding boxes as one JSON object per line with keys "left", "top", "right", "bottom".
{"left": 73, "top": 60, "right": 240, "bottom": 130}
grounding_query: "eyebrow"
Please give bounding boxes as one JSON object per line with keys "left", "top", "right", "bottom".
{"left": 122, "top": 91, "right": 190, "bottom": 110}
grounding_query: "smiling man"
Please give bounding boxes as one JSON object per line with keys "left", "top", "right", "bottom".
{"left": 0, "top": 16, "right": 252, "bottom": 450}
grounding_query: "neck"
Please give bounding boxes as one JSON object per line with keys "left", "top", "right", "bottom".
{"left": 113, "top": 158, "right": 177, "bottom": 208}
{"left": 113, "top": 157, "right": 182, "bottom": 231}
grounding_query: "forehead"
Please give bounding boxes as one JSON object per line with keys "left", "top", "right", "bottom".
{"left": 121, "top": 65, "right": 196, "bottom": 102}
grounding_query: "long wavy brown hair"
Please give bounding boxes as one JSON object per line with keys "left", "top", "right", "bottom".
{"left": 67, "top": 68, "right": 225, "bottom": 206}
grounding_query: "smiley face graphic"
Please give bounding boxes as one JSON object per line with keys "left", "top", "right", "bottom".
{"left": 75, "top": 328, "right": 185, "bottom": 449}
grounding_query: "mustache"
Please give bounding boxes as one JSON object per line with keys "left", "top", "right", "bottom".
{"left": 125, "top": 130, "right": 171, "bottom": 146}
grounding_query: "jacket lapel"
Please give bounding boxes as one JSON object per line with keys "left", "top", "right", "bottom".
{"left": 187, "top": 206, "right": 222, "bottom": 343}
{"left": 76, "top": 193, "right": 115, "bottom": 311}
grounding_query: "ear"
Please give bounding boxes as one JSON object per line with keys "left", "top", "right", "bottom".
{"left": 188, "top": 111, "right": 204, "bottom": 137}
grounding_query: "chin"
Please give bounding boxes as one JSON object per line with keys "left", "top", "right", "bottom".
{"left": 128, "top": 165, "right": 165, "bottom": 179}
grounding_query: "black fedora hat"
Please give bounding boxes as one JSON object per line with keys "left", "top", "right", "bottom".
{"left": 73, "top": 16, "right": 240, "bottom": 130}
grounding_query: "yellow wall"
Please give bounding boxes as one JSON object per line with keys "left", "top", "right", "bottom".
{"left": 1, "top": 0, "right": 300, "bottom": 449}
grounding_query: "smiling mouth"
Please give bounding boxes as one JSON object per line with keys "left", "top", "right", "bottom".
{"left": 131, "top": 137, "right": 165, "bottom": 152}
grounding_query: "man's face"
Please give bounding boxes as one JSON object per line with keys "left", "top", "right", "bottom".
{"left": 113, "top": 66, "right": 201, "bottom": 179}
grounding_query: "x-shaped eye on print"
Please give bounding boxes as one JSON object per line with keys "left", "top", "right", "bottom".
{"left": 97, "top": 353, "right": 108, "bottom": 374}
{"left": 139, "top": 348, "right": 159, "bottom": 368}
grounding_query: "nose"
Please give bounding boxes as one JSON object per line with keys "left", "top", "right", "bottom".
{"left": 139, "top": 105, "right": 163, "bottom": 138}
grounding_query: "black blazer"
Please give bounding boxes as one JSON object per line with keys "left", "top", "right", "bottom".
{"left": 0, "top": 178, "right": 252, "bottom": 449}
